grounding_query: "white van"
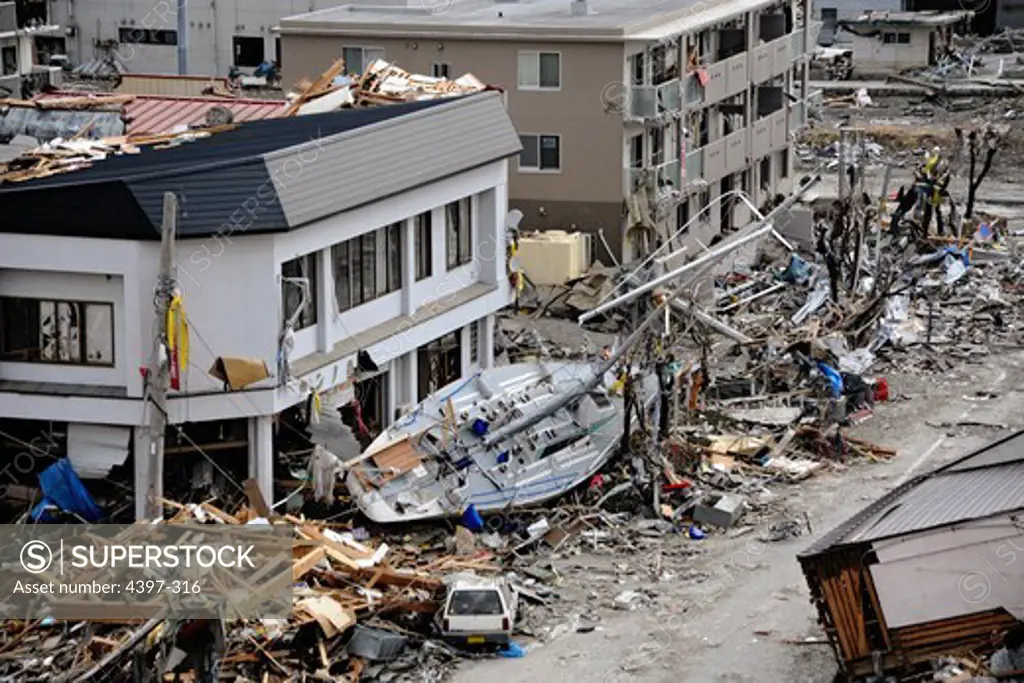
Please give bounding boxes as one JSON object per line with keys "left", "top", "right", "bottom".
{"left": 437, "top": 573, "right": 518, "bottom": 646}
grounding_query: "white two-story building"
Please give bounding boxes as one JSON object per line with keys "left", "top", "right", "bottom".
{"left": 0, "top": 91, "right": 521, "bottom": 519}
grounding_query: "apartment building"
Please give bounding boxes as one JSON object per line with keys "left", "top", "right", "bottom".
{"left": 278, "top": 0, "right": 822, "bottom": 262}
{"left": 0, "top": 1, "right": 64, "bottom": 97}
{"left": 0, "top": 93, "right": 520, "bottom": 518}
{"left": 46, "top": 0, "right": 344, "bottom": 77}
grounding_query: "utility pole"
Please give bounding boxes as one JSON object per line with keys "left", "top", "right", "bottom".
{"left": 143, "top": 192, "right": 178, "bottom": 520}
{"left": 176, "top": 0, "right": 188, "bottom": 75}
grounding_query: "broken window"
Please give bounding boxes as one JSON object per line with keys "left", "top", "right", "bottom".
{"left": 233, "top": 36, "right": 265, "bottom": 68}
{"left": 0, "top": 297, "right": 113, "bottom": 366}
{"left": 385, "top": 222, "right": 402, "bottom": 294}
{"left": 469, "top": 321, "right": 479, "bottom": 364}
{"left": 282, "top": 253, "right": 318, "bottom": 330}
{"left": 1, "top": 46, "right": 15, "bottom": 76}
{"left": 415, "top": 212, "right": 432, "bottom": 281}
{"left": 417, "top": 331, "right": 462, "bottom": 401}
{"left": 118, "top": 28, "right": 177, "bottom": 46}
{"left": 445, "top": 197, "right": 472, "bottom": 270}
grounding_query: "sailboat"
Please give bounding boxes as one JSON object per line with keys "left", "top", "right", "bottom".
{"left": 345, "top": 361, "right": 658, "bottom": 524}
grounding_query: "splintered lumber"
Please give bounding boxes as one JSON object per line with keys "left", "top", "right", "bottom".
{"left": 284, "top": 58, "right": 345, "bottom": 116}
{"left": 243, "top": 478, "right": 272, "bottom": 518}
{"left": 293, "top": 546, "right": 328, "bottom": 581}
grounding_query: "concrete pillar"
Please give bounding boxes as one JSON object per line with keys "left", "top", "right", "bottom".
{"left": 247, "top": 415, "right": 274, "bottom": 507}
{"left": 401, "top": 217, "right": 416, "bottom": 315}
{"left": 385, "top": 364, "right": 398, "bottom": 427}
{"left": 316, "top": 248, "right": 332, "bottom": 353}
{"left": 403, "top": 350, "right": 419, "bottom": 407}
{"left": 481, "top": 314, "right": 496, "bottom": 368}
{"left": 133, "top": 426, "right": 153, "bottom": 521}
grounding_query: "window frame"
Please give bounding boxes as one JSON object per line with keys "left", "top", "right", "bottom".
{"left": 384, "top": 222, "right": 403, "bottom": 295}
{"left": 445, "top": 197, "right": 473, "bottom": 270}
{"left": 432, "top": 62, "right": 451, "bottom": 79}
{"left": 232, "top": 35, "right": 266, "bottom": 68}
{"left": 118, "top": 27, "right": 178, "bottom": 46}
{"left": 896, "top": 32, "right": 911, "bottom": 44}
{"left": 332, "top": 224, "right": 405, "bottom": 313}
{"left": 415, "top": 212, "right": 433, "bottom": 282}
{"left": 518, "top": 133, "right": 562, "bottom": 173}
{"left": 282, "top": 253, "right": 319, "bottom": 331}
{"left": 341, "top": 46, "right": 386, "bottom": 75}
{"left": 517, "top": 50, "right": 562, "bottom": 91}
{"left": 469, "top": 321, "right": 480, "bottom": 364}
{"left": 0, "top": 296, "right": 115, "bottom": 367}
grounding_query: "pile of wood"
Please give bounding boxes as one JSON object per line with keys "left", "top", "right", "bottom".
{"left": 0, "top": 126, "right": 232, "bottom": 184}
{"left": 0, "top": 489, "right": 505, "bottom": 682}
{"left": 285, "top": 58, "right": 488, "bottom": 117}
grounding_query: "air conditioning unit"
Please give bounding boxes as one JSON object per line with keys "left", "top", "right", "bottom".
{"left": 516, "top": 230, "right": 593, "bottom": 285}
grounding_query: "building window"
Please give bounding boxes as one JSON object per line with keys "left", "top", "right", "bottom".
{"left": 1, "top": 46, "right": 15, "bottom": 76}
{"left": 233, "top": 36, "right": 265, "bottom": 68}
{"left": 881, "top": 32, "right": 909, "bottom": 44}
{"left": 341, "top": 46, "right": 385, "bottom": 75}
{"left": 446, "top": 197, "right": 472, "bottom": 269}
{"left": 417, "top": 331, "right": 462, "bottom": 401}
{"left": 469, "top": 321, "right": 480, "bottom": 364}
{"left": 385, "top": 222, "right": 402, "bottom": 294}
{"left": 676, "top": 201, "right": 690, "bottom": 231}
{"left": 118, "top": 28, "right": 177, "bottom": 46}
{"left": 415, "top": 212, "right": 432, "bottom": 281}
{"left": 759, "top": 156, "right": 771, "bottom": 189}
{"left": 275, "top": 37, "right": 282, "bottom": 66}
{"left": 432, "top": 62, "right": 451, "bottom": 79}
{"left": 333, "top": 224, "right": 403, "bottom": 312}
{"left": 780, "top": 149, "right": 789, "bottom": 179}
{"left": 897, "top": 32, "right": 911, "bottom": 44}
{"left": 282, "top": 253, "right": 318, "bottom": 330}
{"left": 0, "top": 297, "right": 114, "bottom": 366}
{"left": 519, "top": 134, "right": 561, "bottom": 172}
{"left": 517, "top": 51, "right": 560, "bottom": 90}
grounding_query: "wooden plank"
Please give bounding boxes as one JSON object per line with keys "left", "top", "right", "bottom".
{"left": 243, "top": 478, "right": 272, "bottom": 518}
{"left": 283, "top": 58, "right": 345, "bottom": 116}
{"left": 293, "top": 546, "right": 327, "bottom": 581}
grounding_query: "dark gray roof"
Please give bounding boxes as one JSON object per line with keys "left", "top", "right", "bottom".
{"left": 801, "top": 429, "right": 1024, "bottom": 556}
{"left": 0, "top": 91, "right": 520, "bottom": 240}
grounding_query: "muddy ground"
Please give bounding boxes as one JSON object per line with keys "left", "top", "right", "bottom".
{"left": 450, "top": 348, "right": 1024, "bottom": 683}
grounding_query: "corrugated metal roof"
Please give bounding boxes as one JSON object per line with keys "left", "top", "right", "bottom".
{"left": 31, "top": 92, "right": 286, "bottom": 136}
{"left": 801, "top": 430, "right": 1024, "bottom": 555}
{"left": 123, "top": 96, "right": 286, "bottom": 135}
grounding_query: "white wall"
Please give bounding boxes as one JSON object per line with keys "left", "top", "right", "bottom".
{"left": 53, "top": 0, "right": 340, "bottom": 76}
{"left": 852, "top": 27, "right": 932, "bottom": 72}
{"left": 0, "top": 161, "right": 513, "bottom": 427}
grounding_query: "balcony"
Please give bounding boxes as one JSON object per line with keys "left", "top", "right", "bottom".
{"left": 628, "top": 80, "right": 682, "bottom": 120}
{"left": 682, "top": 73, "right": 703, "bottom": 108}
{"left": 684, "top": 149, "right": 703, "bottom": 184}
{"left": 792, "top": 21, "right": 824, "bottom": 56}
{"left": 624, "top": 159, "right": 683, "bottom": 195}
{"left": 724, "top": 129, "right": 747, "bottom": 175}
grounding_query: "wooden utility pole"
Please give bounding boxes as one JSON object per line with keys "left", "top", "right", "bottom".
{"left": 143, "top": 192, "right": 178, "bottom": 520}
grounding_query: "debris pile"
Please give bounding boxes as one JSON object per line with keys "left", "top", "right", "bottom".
{"left": 284, "top": 59, "right": 488, "bottom": 116}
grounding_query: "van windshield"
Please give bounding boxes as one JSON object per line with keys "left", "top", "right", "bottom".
{"left": 448, "top": 589, "right": 504, "bottom": 615}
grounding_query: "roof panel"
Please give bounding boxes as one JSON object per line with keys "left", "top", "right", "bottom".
{"left": 802, "top": 430, "right": 1024, "bottom": 555}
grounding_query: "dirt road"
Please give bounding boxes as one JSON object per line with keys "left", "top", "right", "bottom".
{"left": 451, "top": 350, "right": 1024, "bottom": 683}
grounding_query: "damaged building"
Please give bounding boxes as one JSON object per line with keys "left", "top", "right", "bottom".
{"left": 278, "top": 0, "right": 822, "bottom": 263}
{"left": 0, "top": 90, "right": 520, "bottom": 520}
{"left": 799, "top": 429, "right": 1024, "bottom": 680}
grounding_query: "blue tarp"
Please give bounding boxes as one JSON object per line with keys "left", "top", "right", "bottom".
{"left": 30, "top": 459, "right": 103, "bottom": 522}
